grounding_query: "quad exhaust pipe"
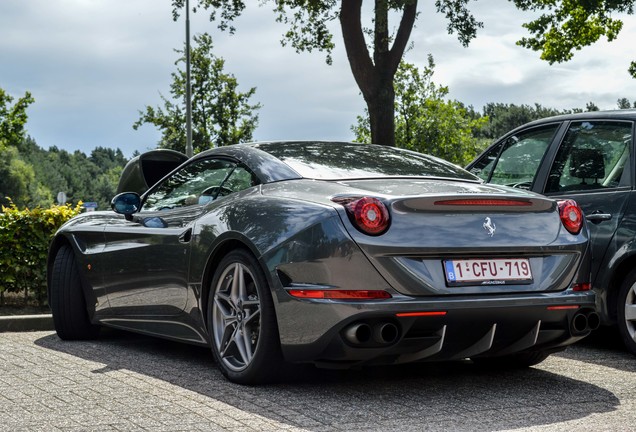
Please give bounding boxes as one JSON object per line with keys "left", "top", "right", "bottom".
{"left": 344, "top": 321, "right": 400, "bottom": 346}
{"left": 344, "top": 323, "right": 372, "bottom": 344}
{"left": 344, "top": 310, "right": 600, "bottom": 346}
{"left": 571, "top": 310, "right": 600, "bottom": 335}
{"left": 374, "top": 322, "right": 399, "bottom": 344}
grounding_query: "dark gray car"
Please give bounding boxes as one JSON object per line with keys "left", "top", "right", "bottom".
{"left": 48, "top": 141, "right": 596, "bottom": 384}
{"left": 468, "top": 110, "right": 636, "bottom": 356}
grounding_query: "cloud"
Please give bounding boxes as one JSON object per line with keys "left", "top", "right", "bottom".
{"left": 1, "top": 0, "right": 636, "bottom": 158}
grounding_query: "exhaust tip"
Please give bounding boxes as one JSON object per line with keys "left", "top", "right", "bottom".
{"left": 572, "top": 312, "right": 588, "bottom": 334}
{"left": 586, "top": 312, "right": 601, "bottom": 331}
{"left": 373, "top": 322, "right": 399, "bottom": 345}
{"left": 343, "top": 321, "right": 400, "bottom": 346}
{"left": 344, "top": 323, "right": 372, "bottom": 345}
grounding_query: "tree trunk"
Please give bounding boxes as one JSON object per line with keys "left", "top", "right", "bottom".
{"left": 340, "top": 0, "right": 417, "bottom": 147}
{"left": 366, "top": 83, "right": 396, "bottom": 145}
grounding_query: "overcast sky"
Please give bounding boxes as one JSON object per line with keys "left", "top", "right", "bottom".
{"left": 2, "top": 1, "right": 636, "bottom": 158}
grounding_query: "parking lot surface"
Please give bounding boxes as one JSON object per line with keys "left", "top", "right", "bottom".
{"left": 1, "top": 328, "right": 635, "bottom": 431}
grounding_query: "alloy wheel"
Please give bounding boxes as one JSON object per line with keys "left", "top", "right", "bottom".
{"left": 212, "top": 262, "right": 261, "bottom": 372}
{"left": 625, "top": 282, "right": 636, "bottom": 343}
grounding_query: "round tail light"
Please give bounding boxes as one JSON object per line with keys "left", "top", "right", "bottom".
{"left": 558, "top": 199, "right": 583, "bottom": 235}
{"left": 332, "top": 196, "right": 390, "bottom": 235}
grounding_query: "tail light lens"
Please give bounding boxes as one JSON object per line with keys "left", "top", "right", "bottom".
{"left": 288, "top": 289, "right": 392, "bottom": 300}
{"left": 558, "top": 199, "right": 583, "bottom": 235}
{"left": 572, "top": 282, "right": 591, "bottom": 291}
{"left": 434, "top": 198, "right": 531, "bottom": 206}
{"left": 332, "top": 196, "right": 390, "bottom": 235}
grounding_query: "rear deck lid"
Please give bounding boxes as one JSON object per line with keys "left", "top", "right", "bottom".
{"left": 331, "top": 179, "right": 587, "bottom": 296}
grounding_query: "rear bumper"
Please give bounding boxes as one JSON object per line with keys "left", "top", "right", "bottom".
{"left": 277, "top": 290, "right": 597, "bottom": 367}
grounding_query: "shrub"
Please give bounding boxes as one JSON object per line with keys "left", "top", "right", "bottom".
{"left": 0, "top": 200, "right": 82, "bottom": 305}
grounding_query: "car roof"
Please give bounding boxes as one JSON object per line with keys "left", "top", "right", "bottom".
{"left": 195, "top": 140, "right": 479, "bottom": 183}
{"left": 488, "top": 109, "right": 636, "bottom": 145}
{"left": 521, "top": 109, "right": 636, "bottom": 128}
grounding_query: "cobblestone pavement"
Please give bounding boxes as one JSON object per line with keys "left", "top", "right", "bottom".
{"left": 1, "top": 328, "right": 634, "bottom": 431}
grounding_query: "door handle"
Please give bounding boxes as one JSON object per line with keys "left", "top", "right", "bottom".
{"left": 178, "top": 228, "right": 193, "bottom": 243}
{"left": 586, "top": 211, "right": 612, "bottom": 224}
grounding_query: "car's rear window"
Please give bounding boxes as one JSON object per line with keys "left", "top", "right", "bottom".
{"left": 255, "top": 142, "right": 478, "bottom": 181}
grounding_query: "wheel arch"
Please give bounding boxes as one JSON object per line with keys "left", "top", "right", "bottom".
{"left": 200, "top": 234, "right": 266, "bottom": 330}
{"left": 47, "top": 234, "right": 73, "bottom": 304}
{"left": 47, "top": 233, "right": 100, "bottom": 322}
{"left": 607, "top": 253, "right": 636, "bottom": 323}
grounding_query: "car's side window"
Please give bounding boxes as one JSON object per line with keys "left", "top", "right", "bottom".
{"left": 222, "top": 166, "right": 257, "bottom": 193}
{"left": 198, "top": 165, "right": 259, "bottom": 205}
{"left": 545, "top": 121, "right": 632, "bottom": 194}
{"left": 143, "top": 159, "right": 236, "bottom": 211}
{"left": 470, "top": 125, "right": 559, "bottom": 189}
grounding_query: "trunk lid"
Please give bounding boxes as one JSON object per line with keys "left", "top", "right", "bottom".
{"left": 331, "top": 179, "right": 587, "bottom": 297}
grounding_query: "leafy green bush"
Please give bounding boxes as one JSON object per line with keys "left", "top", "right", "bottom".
{"left": 0, "top": 201, "right": 82, "bottom": 305}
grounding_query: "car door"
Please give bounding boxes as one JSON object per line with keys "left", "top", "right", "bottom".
{"left": 469, "top": 119, "right": 634, "bottom": 287}
{"left": 467, "top": 122, "right": 565, "bottom": 190}
{"left": 539, "top": 120, "right": 634, "bottom": 284}
{"left": 101, "top": 157, "right": 239, "bottom": 317}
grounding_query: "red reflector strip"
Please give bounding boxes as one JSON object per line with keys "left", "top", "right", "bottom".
{"left": 572, "top": 283, "right": 591, "bottom": 291}
{"left": 547, "top": 305, "right": 580, "bottom": 311}
{"left": 287, "top": 289, "right": 392, "bottom": 300}
{"left": 395, "top": 311, "right": 447, "bottom": 317}
{"left": 434, "top": 199, "right": 532, "bottom": 206}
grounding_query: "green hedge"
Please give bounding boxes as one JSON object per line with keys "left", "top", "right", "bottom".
{"left": 0, "top": 201, "right": 82, "bottom": 305}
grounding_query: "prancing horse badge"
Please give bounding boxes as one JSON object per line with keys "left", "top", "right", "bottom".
{"left": 483, "top": 217, "right": 496, "bottom": 237}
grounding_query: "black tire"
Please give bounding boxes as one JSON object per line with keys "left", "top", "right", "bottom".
{"left": 472, "top": 351, "right": 550, "bottom": 369}
{"left": 617, "top": 269, "right": 636, "bottom": 355}
{"left": 50, "top": 245, "right": 100, "bottom": 340}
{"left": 207, "top": 249, "right": 282, "bottom": 384}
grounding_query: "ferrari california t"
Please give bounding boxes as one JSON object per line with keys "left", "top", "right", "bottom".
{"left": 47, "top": 141, "right": 598, "bottom": 384}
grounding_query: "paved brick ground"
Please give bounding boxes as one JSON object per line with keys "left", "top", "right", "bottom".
{"left": 0, "top": 329, "right": 634, "bottom": 431}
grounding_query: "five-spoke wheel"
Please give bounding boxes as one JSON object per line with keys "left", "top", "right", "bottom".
{"left": 208, "top": 249, "right": 281, "bottom": 384}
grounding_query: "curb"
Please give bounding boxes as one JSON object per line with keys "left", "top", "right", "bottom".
{"left": 0, "top": 314, "right": 54, "bottom": 332}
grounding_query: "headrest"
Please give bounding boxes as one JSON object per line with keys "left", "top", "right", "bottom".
{"left": 569, "top": 148, "right": 605, "bottom": 180}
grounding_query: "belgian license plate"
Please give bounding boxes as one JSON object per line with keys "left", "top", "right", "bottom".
{"left": 443, "top": 258, "right": 533, "bottom": 286}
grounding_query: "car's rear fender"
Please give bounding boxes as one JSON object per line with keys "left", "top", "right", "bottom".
{"left": 190, "top": 195, "right": 392, "bottom": 338}
{"left": 197, "top": 235, "right": 261, "bottom": 333}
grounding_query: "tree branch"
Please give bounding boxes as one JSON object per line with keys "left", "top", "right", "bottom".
{"left": 340, "top": 0, "right": 375, "bottom": 96}
{"left": 373, "top": 0, "right": 390, "bottom": 66}
{"left": 389, "top": 0, "right": 418, "bottom": 77}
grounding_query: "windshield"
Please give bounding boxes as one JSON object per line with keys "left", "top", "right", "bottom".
{"left": 255, "top": 142, "right": 478, "bottom": 181}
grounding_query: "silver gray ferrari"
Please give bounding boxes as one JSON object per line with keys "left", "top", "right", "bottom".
{"left": 47, "top": 141, "right": 598, "bottom": 384}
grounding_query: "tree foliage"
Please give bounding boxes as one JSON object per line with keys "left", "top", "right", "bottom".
{"left": 467, "top": 99, "right": 628, "bottom": 141}
{"left": 171, "top": 0, "right": 636, "bottom": 149}
{"left": 0, "top": 88, "right": 34, "bottom": 150}
{"left": 134, "top": 32, "right": 261, "bottom": 153}
{"left": 0, "top": 146, "right": 36, "bottom": 207}
{"left": 0, "top": 85, "right": 128, "bottom": 210}
{"left": 472, "top": 102, "right": 565, "bottom": 140}
{"left": 352, "top": 58, "right": 488, "bottom": 166}
{"left": 0, "top": 88, "right": 44, "bottom": 208}
{"left": 16, "top": 139, "right": 128, "bottom": 210}
{"left": 172, "top": 0, "right": 485, "bottom": 147}
{"left": 513, "top": 0, "right": 636, "bottom": 78}
{"left": 617, "top": 97, "right": 636, "bottom": 109}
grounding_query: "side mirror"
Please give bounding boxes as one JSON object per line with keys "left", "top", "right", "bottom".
{"left": 111, "top": 192, "right": 141, "bottom": 217}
